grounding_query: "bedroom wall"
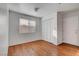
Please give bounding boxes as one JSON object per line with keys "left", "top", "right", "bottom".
{"left": 57, "top": 12, "right": 63, "bottom": 45}
{"left": 9, "top": 11, "right": 42, "bottom": 46}
{"left": 0, "top": 4, "right": 9, "bottom": 56}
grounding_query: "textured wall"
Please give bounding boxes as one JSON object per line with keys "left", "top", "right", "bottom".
{"left": 0, "top": 4, "right": 9, "bottom": 56}
{"left": 9, "top": 11, "right": 42, "bottom": 46}
{"left": 57, "top": 12, "right": 63, "bottom": 45}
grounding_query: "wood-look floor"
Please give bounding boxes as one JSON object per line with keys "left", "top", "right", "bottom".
{"left": 8, "top": 40, "right": 57, "bottom": 56}
{"left": 8, "top": 40, "right": 79, "bottom": 56}
{"left": 58, "top": 43, "right": 79, "bottom": 56}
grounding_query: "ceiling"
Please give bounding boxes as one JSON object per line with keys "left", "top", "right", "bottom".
{"left": 7, "top": 3, "right": 79, "bottom": 17}
{"left": 34, "top": 3, "right": 79, "bottom": 12}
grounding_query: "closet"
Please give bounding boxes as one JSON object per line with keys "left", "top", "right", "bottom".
{"left": 63, "top": 11, "right": 79, "bottom": 46}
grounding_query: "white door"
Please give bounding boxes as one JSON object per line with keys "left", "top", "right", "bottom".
{"left": 42, "top": 20, "right": 51, "bottom": 42}
{"left": 63, "top": 16, "right": 79, "bottom": 46}
{"left": 42, "top": 18, "right": 57, "bottom": 45}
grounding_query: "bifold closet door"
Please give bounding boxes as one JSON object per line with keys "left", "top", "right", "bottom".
{"left": 63, "top": 16, "right": 79, "bottom": 46}
{"left": 42, "top": 20, "right": 51, "bottom": 42}
{"left": 42, "top": 18, "right": 57, "bottom": 45}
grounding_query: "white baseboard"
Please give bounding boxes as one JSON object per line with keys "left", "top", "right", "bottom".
{"left": 9, "top": 39, "right": 43, "bottom": 46}
{"left": 63, "top": 42, "right": 79, "bottom": 46}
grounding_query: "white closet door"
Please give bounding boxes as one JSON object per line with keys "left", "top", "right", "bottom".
{"left": 63, "top": 16, "right": 79, "bottom": 46}
{"left": 42, "top": 18, "right": 57, "bottom": 45}
{"left": 42, "top": 20, "right": 50, "bottom": 41}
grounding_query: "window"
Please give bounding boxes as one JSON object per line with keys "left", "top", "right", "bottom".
{"left": 29, "top": 20, "right": 36, "bottom": 32}
{"left": 20, "top": 18, "right": 29, "bottom": 26}
{"left": 29, "top": 20, "right": 36, "bottom": 27}
{"left": 19, "top": 18, "right": 36, "bottom": 33}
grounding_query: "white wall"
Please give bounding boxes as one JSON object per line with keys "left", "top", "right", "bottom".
{"left": 63, "top": 10, "right": 79, "bottom": 46}
{"left": 0, "top": 4, "right": 9, "bottom": 56}
{"left": 9, "top": 11, "right": 42, "bottom": 46}
{"left": 57, "top": 12, "right": 63, "bottom": 45}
